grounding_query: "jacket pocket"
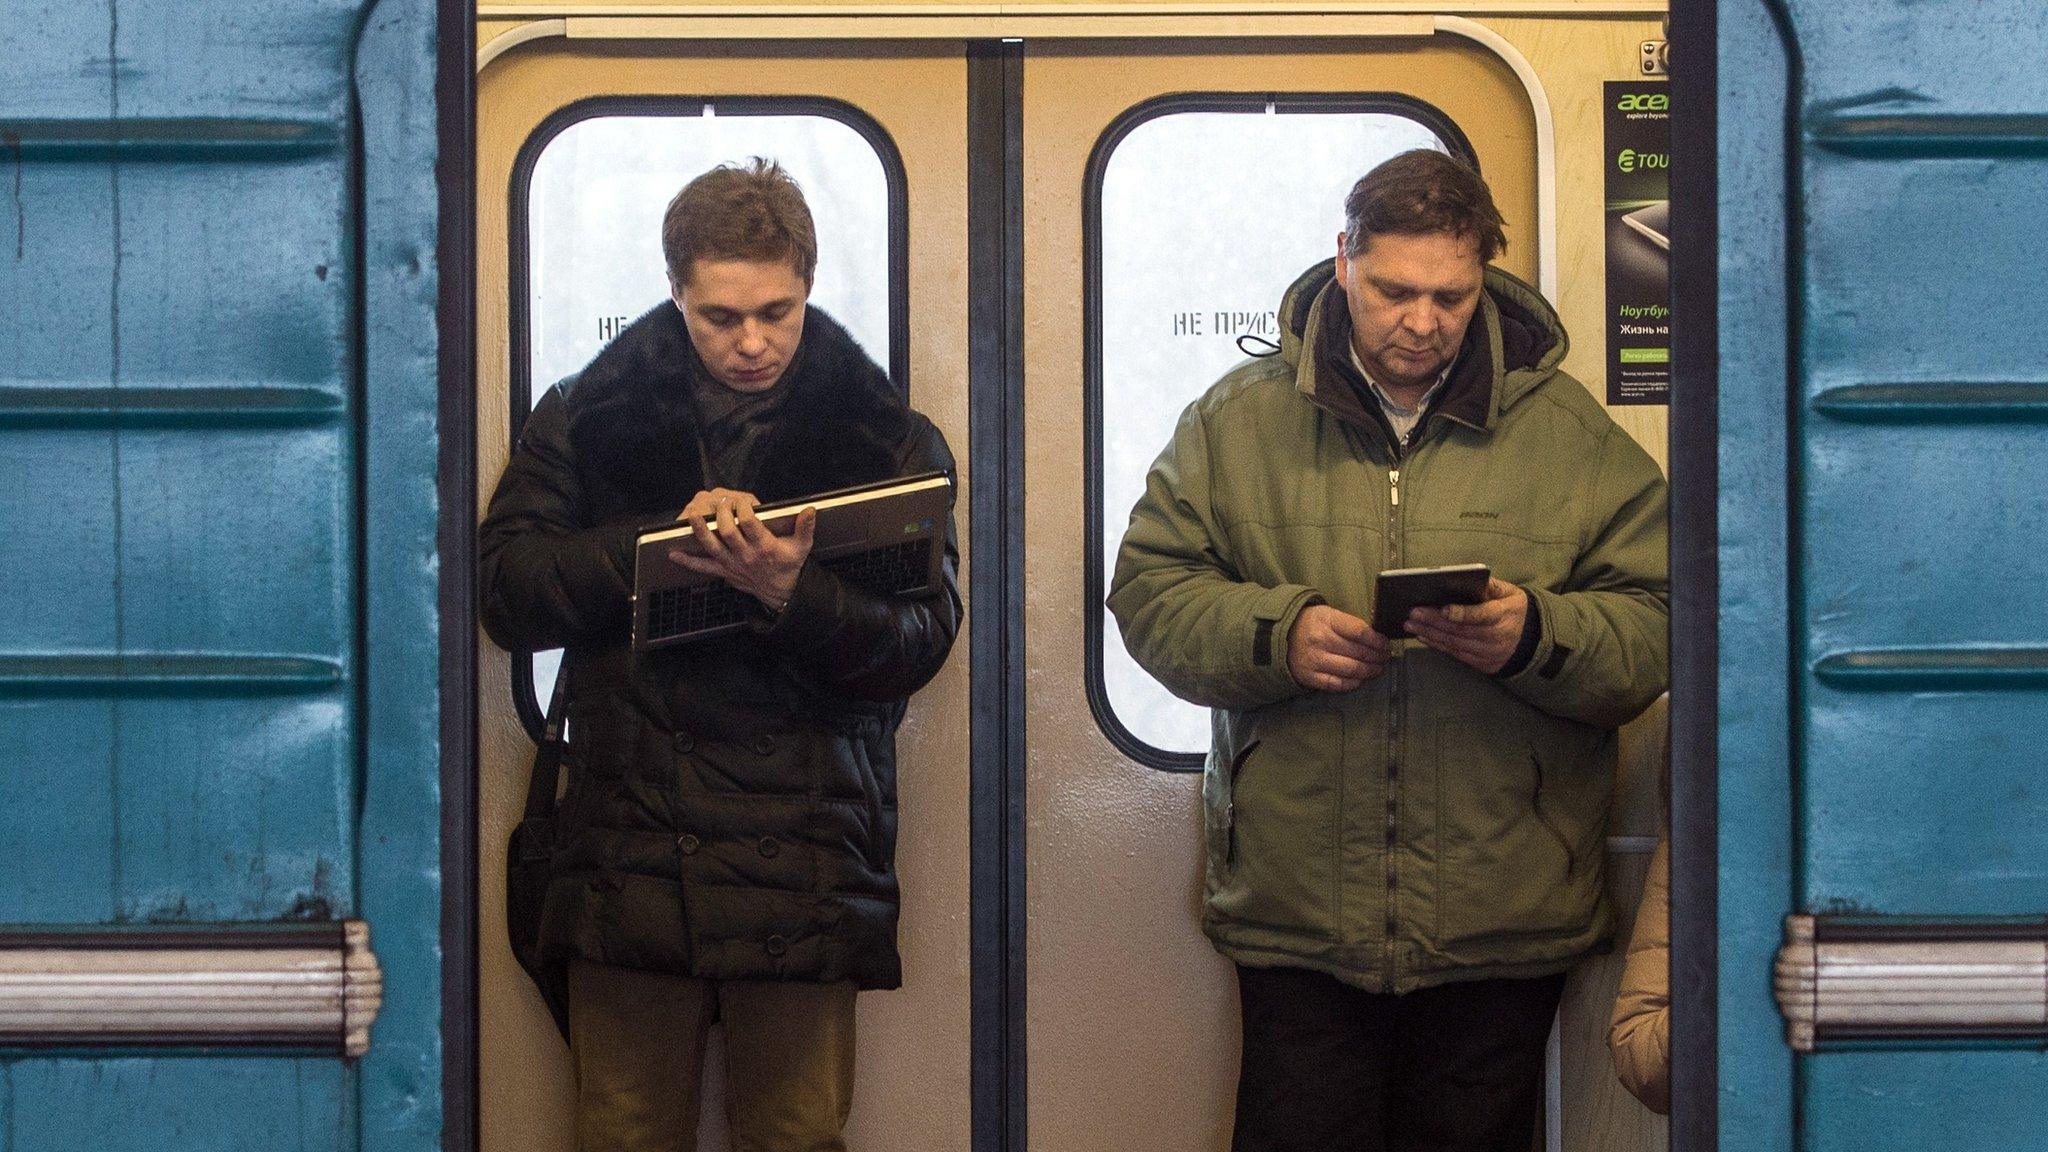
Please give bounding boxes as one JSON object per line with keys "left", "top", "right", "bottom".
{"left": 1206, "top": 707, "right": 1339, "bottom": 935}
{"left": 1433, "top": 723, "right": 1598, "bottom": 950}
{"left": 1203, "top": 723, "right": 1257, "bottom": 884}
{"left": 1224, "top": 739, "right": 1260, "bottom": 868}
{"left": 1529, "top": 753, "right": 1577, "bottom": 881}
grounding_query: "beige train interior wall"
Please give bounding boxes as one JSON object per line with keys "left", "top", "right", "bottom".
{"left": 473, "top": 7, "right": 1670, "bottom": 1151}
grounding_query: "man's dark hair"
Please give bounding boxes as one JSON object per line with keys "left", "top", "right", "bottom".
{"left": 662, "top": 157, "right": 818, "bottom": 287}
{"left": 1342, "top": 149, "right": 1507, "bottom": 264}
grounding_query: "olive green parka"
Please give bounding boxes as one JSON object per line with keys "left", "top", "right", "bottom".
{"left": 1108, "top": 260, "right": 1668, "bottom": 992}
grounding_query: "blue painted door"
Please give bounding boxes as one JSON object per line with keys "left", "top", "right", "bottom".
{"left": 1716, "top": 1, "right": 2048, "bottom": 1147}
{"left": 0, "top": 1, "right": 442, "bottom": 1148}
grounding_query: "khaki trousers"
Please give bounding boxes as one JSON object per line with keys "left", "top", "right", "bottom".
{"left": 568, "top": 961, "right": 858, "bottom": 1152}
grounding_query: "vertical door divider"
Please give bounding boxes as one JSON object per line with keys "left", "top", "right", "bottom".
{"left": 968, "top": 38, "right": 1028, "bottom": 1152}
{"left": 1669, "top": 0, "right": 1720, "bottom": 1146}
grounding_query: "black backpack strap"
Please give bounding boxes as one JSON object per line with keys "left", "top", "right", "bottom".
{"left": 525, "top": 664, "right": 571, "bottom": 821}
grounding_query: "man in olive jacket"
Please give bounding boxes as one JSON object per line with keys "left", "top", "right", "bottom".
{"left": 480, "top": 160, "right": 958, "bottom": 1152}
{"left": 1109, "top": 150, "right": 1667, "bottom": 1151}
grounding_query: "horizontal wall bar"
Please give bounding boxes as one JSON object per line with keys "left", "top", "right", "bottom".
{"left": 1813, "top": 383, "right": 2048, "bottom": 423}
{"left": 0, "top": 924, "right": 350, "bottom": 950}
{"left": 0, "top": 654, "right": 345, "bottom": 697}
{"left": 0, "top": 921, "right": 380, "bottom": 1057}
{"left": 1813, "top": 648, "right": 2048, "bottom": 691}
{"left": 0, "top": 119, "right": 341, "bottom": 161}
{"left": 1776, "top": 914, "right": 2048, "bottom": 1052}
{"left": 1809, "top": 112, "right": 2048, "bottom": 158}
{"left": 0, "top": 386, "right": 345, "bottom": 429}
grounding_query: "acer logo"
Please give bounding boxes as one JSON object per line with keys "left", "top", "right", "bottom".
{"left": 1618, "top": 148, "right": 1669, "bottom": 173}
{"left": 1616, "top": 92, "right": 1669, "bottom": 112}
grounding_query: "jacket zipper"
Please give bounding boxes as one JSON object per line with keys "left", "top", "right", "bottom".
{"left": 1382, "top": 453, "right": 1404, "bottom": 992}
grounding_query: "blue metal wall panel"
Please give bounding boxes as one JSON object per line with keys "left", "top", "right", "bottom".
{"left": 352, "top": 2, "right": 447, "bottom": 1147}
{"left": 0, "top": 693, "right": 352, "bottom": 923}
{"left": 0, "top": 0, "right": 444, "bottom": 1146}
{"left": 4, "top": 1059, "right": 353, "bottom": 1151}
{"left": 1717, "top": 1, "right": 1798, "bottom": 1147}
{"left": 0, "top": 705, "right": 117, "bottom": 921}
{"left": 0, "top": 439, "right": 118, "bottom": 649}
{"left": 1789, "top": 0, "right": 2048, "bottom": 922}
{"left": 0, "top": 4, "right": 362, "bottom": 120}
{"left": 0, "top": 0, "right": 365, "bottom": 935}
{"left": 1732, "top": 1, "right": 2048, "bottom": 1146}
{"left": 1804, "top": 1051, "right": 2048, "bottom": 1152}
{"left": 0, "top": 160, "right": 351, "bottom": 395}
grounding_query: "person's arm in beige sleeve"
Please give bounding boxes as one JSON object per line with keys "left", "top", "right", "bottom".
{"left": 1609, "top": 840, "right": 1671, "bottom": 1115}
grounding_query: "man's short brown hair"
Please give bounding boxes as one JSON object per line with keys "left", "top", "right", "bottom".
{"left": 662, "top": 157, "right": 818, "bottom": 287}
{"left": 1342, "top": 149, "right": 1507, "bottom": 264}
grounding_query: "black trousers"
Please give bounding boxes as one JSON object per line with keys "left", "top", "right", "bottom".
{"left": 1231, "top": 965, "right": 1567, "bottom": 1152}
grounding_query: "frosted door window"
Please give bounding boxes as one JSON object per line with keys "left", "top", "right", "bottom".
{"left": 1095, "top": 105, "right": 1457, "bottom": 764}
{"left": 519, "top": 106, "right": 898, "bottom": 716}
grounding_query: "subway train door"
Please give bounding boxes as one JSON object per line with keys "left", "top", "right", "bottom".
{"left": 0, "top": 2, "right": 442, "bottom": 1149}
{"left": 1706, "top": 1, "right": 2048, "bottom": 1149}
{"left": 475, "top": 34, "right": 973, "bottom": 1152}
{"left": 1017, "top": 27, "right": 1667, "bottom": 1152}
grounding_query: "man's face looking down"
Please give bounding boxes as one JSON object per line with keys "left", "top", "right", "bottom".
{"left": 1333, "top": 229, "right": 1485, "bottom": 397}
{"left": 672, "top": 257, "right": 810, "bottom": 393}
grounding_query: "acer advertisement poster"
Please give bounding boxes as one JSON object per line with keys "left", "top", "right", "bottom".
{"left": 1604, "top": 81, "right": 1671, "bottom": 406}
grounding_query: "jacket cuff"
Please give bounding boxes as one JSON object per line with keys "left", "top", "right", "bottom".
{"left": 1497, "top": 585, "right": 1577, "bottom": 688}
{"left": 1493, "top": 586, "right": 1544, "bottom": 679}
{"left": 1250, "top": 584, "right": 1323, "bottom": 684}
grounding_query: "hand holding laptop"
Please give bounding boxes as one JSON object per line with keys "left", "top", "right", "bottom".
{"left": 632, "top": 471, "right": 952, "bottom": 650}
{"left": 668, "top": 487, "right": 817, "bottom": 613}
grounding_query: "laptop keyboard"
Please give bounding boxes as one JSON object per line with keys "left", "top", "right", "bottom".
{"left": 645, "top": 581, "right": 753, "bottom": 641}
{"left": 643, "top": 538, "right": 936, "bottom": 645}
{"left": 821, "top": 537, "right": 932, "bottom": 597}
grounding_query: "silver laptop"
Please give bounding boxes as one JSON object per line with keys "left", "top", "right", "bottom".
{"left": 1620, "top": 200, "right": 1670, "bottom": 250}
{"left": 631, "top": 470, "right": 953, "bottom": 651}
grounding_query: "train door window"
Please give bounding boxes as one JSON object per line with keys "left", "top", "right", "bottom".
{"left": 509, "top": 98, "right": 907, "bottom": 731}
{"left": 1088, "top": 96, "right": 1474, "bottom": 768}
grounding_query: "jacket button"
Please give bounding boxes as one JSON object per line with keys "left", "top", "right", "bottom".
{"left": 676, "top": 833, "right": 700, "bottom": 855}
{"left": 765, "top": 934, "right": 788, "bottom": 957}
{"left": 751, "top": 735, "right": 777, "bottom": 756}
{"left": 673, "top": 733, "right": 695, "bottom": 754}
{"left": 757, "top": 836, "right": 781, "bottom": 858}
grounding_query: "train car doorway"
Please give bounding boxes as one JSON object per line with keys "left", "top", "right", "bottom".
{"left": 470, "top": 11, "right": 1667, "bottom": 1152}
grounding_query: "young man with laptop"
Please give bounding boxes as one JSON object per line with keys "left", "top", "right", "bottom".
{"left": 479, "top": 158, "right": 959, "bottom": 1152}
{"left": 1109, "top": 150, "right": 1668, "bottom": 1151}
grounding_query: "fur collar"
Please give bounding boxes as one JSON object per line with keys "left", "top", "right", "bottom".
{"left": 563, "top": 302, "right": 911, "bottom": 515}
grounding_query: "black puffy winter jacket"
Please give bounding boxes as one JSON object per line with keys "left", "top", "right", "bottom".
{"left": 479, "top": 302, "right": 960, "bottom": 990}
